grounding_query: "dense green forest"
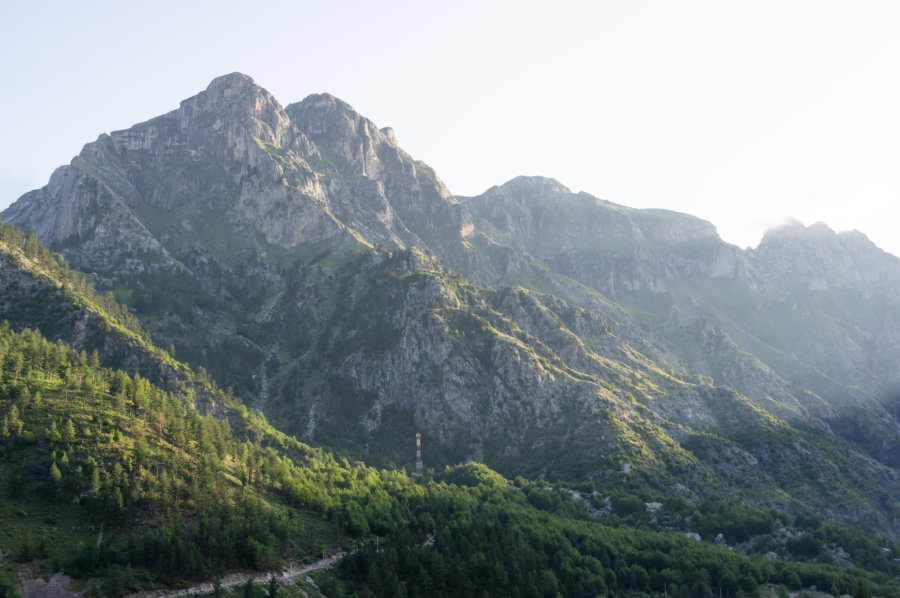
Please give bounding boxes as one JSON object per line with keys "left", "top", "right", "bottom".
{"left": 0, "top": 220, "right": 148, "bottom": 344}
{"left": 1, "top": 219, "right": 900, "bottom": 597}
{"left": 1, "top": 323, "right": 898, "bottom": 596}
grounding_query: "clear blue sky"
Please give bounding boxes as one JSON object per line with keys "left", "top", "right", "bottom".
{"left": 2, "top": 1, "right": 899, "bottom": 255}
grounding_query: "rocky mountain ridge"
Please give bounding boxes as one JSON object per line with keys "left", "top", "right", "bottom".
{"left": 4, "top": 73, "right": 900, "bottom": 535}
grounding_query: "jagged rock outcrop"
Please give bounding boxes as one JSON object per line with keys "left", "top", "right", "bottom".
{"left": 747, "top": 221, "right": 900, "bottom": 401}
{"left": 753, "top": 220, "right": 900, "bottom": 295}
{"left": 465, "top": 176, "right": 748, "bottom": 298}
{"left": 466, "top": 177, "right": 900, "bottom": 411}
{"left": 285, "top": 92, "right": 474, "bottom": 248}
{"left": 2, "top": 74, "right": 472, "bottom": 273}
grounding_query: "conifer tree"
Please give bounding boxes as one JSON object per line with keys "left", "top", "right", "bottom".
{"left": 63, "top": 419, "right": 76, "bottom": 444}
{"left": 50, "top": 461, "right": 62, "bottom": 486}
{"left": 47, "top": 420, "right": 61, "bottom": 443}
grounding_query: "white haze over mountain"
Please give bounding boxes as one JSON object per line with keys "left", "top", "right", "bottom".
{"left": 1, "top": 1, "right": 899, "bottom": 255}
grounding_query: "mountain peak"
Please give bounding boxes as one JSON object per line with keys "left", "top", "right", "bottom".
{"left": 177, "top": 72, "right": 280, "bottom": 123}
{"left": 285, "top": 92, "right": 400, "bottom": 179}
{"left": 170, "top": 72, "right": 298, "bottom": 155}
{"left": 484, "top": 176, "right": 571, "bottom": 200}
{"left": 296, "top": 92, "right": 356, "bottom": 114}
{"left": 206, "top": 71, "right": 257, "bottom": 90}
{"left": 757, "top": 220, "right": 898, "bottom": 259}
{"left": 759, "top": 220, "right": 889, "bottom": 257}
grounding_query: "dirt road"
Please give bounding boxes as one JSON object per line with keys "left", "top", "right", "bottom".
{"left": 121, "top": 552, "right": 343, "bottom": 598}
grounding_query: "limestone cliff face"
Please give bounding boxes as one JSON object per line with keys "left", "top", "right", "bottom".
{"left": 748, "top": 221, "right": 900, "bottom": 403}
{"left": 3, "top": 158, "right": 173, "bottom": 273}
{"left": 465, "top": 177, "right": 900, "bottom": 411}
{"left": 2, "top": 73, "right": 470, "bottom": 273}
{"left": 753, "top": 220, "right": 900, "bottom": 295}
{"left": 159, "top": 72, "right": 338, "bottom": 247}
{"left": 4, "top": 73, "right": 330, "bottom": 267}
{"left": 466, "top": 176, "right": 749, "bottom": 298}
{"left": 286, "top": 93, "right": 473, "bottom": 248}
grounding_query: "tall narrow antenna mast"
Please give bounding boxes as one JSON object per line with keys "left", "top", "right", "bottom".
{"left": 414, "top": 432, "right": 423, "bottom": 477}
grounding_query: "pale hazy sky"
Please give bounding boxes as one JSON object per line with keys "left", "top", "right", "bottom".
{"left": 2, "top": 1, "right": 899, "bottom": 255}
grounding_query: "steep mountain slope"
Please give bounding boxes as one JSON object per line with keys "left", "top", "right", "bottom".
{"left": 0, "top": 220, "right": 187, "bottom": 392}
{"left": 2, "top": 73, "right": 472, "bottom": 269}
{"left": 1, "top": 73, "right": 480, "bottom": 402}
{"left": 751, "top": 221, "right": 900, "bottom": 403}
{"left": 464, "top": 178, "right": 900, "bottom": 468}
{"left": 5, "top": 73, "right": 900, "bottom": 538}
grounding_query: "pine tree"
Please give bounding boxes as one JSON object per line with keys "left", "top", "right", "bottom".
{"left": 47, "top": 420, "right": 61, "bottom": 443}
{"left": 50, "top": 462, "right": 62, "bottom": 485}
{"left": 8, "top": 404, "right": 21, "bottom": 433}
{"left": 63, "top": 419, "right": 76, "bottom": 444}
{"left": 10, "top": 351, "right": 23, "bottom": 385}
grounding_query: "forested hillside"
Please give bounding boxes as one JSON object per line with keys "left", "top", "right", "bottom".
{"left": 2, "top": 322, "right": 899, "bottom": 597}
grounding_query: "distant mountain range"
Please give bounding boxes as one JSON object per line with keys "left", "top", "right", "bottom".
{"left": 5, "top": 73, "right": 900, "bottom": 537}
